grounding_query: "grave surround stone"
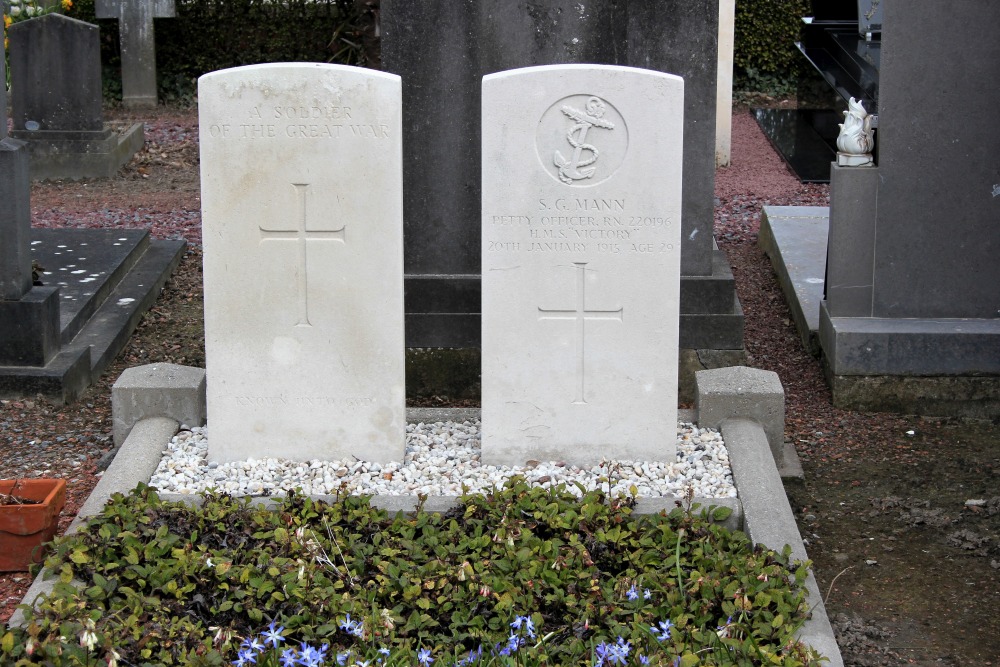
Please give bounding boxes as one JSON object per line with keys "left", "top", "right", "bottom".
{"left": 481, "top": 65, "right": 683, "bottom": 466}
{"left": 7, "top": 13, "right": 144, "bottom": 180}
{"left": 199, "top": 63, "right": 406, "bottom": 464}
{"left": 95, "top": 0, "right": 175, "bottom": 109}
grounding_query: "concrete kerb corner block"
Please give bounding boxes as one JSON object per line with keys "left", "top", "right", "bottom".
{"left": 722, "top": 417, "right": 844, "bottom": 666}
{"left": 695, "top": 366, "right": 785, "bottom": 465}
{"left": 10, "top": 416, "right": 179, "bottom": 629}
{"left": 112, "top": 363, "right": 206, "bottom": 446}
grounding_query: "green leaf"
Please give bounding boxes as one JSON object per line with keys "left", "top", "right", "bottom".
{"left": 712, "top": 506, "right": 733, "bottom": 522}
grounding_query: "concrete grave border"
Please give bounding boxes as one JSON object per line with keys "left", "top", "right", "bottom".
{"left": 10, "top": 364, "right": 842, "bottom": 666}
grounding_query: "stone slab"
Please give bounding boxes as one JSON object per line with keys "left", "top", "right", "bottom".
{"left": 60, "top": 239, "right": 185, "bottom": 375}
{"left": 0, "top": 234, "right": 184, "bottom": 403}
{"left": 199, "top": 63, "right": 405, "bottom": 464}
{"left": 819, "top": 301, "right": 1000, "bottom": 376}
{"left": 825, "top": 166, "right": 877, "bottom": 318}
{"left": 759, "top": 206, "right": 829, "bottom": 355}
{"left": 28, "top": 228, "right": 148, "bottom": 342}
{"left": 481, "top": 65, "right": 683, "bottom": 466}
{"left": 11, "top": 122, "right": 144, "bottom": 181}
{"left": 721, "top": 418, "right": 843, "bottom": 667}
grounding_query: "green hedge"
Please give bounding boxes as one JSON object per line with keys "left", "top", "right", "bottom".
{"left": 66, "top": 0, "right": 372, "bottom": 103}
{"left": 734, "top": 0, "right": 810, "bottom": 95}
{"left": 58, "top": 0, "right": 806, "bottom": 103}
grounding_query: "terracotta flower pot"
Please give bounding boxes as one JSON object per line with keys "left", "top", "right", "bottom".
{"left": 0, "top": 479, "right": 67, "bottom": 572}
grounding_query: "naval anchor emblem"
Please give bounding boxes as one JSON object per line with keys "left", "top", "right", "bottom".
{"left": 554, "top": 96, "right": 615, "bottom": 184}
{"left": 537, "top": 94, "right": 627, "bottom": 187}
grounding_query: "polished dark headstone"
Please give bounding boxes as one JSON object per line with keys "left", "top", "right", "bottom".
{"left": 755, "top": 0, "right": 881, "bottom": 183}
{"left": 817, "top": 1, "right": 1000, "bottom": 417}
{"left": 383, "top": 0, "right": 742, "bottom": 355}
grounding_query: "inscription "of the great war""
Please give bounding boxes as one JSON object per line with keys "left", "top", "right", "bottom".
{"left": 207, "top": 104, "right": 389, "bottom": 140}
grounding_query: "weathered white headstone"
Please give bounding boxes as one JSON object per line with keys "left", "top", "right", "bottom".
{"left": 199, "top": 63, "right": 405, "bottom": 464}
{"left": 481, "top": 65, "right": 684, "bottom": 466}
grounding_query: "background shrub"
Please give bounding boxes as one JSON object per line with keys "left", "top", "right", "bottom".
{"left": 58, "top": 0, "right": 809, "bottom": 104}
{"left": 66, "top": 0, "right": 374, "bottom": 104}
{"left": 734, "top": 0, "right": 811, "bottom": 96}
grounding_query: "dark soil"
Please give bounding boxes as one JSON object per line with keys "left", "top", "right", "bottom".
{"left": 1, "top": 105, "right": 997, "bottom": 666}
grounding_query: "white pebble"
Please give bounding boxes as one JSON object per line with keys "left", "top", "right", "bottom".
{"left": 149, "top": 421, "right": 736, "bottom": 499}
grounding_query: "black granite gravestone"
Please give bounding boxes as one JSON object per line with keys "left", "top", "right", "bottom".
{"left": 7, "top": 13, "right": 144, "bottom": 180}
{"left": 818, "top": 1, "right": 1000, "bottom": 417}
{"left": 754, "top": 0, "right": 881, "bottom": 183}
{"left": 383, "top": 0, "right": 744, "bottom": 379}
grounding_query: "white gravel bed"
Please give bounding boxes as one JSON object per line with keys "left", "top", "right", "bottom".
{"left": 150, "top": 420, "right": 736, "bottom": 499}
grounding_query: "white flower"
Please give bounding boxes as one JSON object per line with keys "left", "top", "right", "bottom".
{"left": 79, "top": 619, "right": 99, "bottom": 651}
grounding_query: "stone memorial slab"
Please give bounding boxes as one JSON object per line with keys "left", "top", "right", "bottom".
{"left": 7, "top": 13, "right": 144, "bottom": 180}
{"left": 481, "top": 65, "right": 683, "bottom": 466}
{"left": 199, "top": 63, "right": 405, "bottom": 464}
{"left": 96, "top": 0, "right": 175, "bottom": 108}
{"left": 9, "top": 13, "right": 103, "bottom": 133}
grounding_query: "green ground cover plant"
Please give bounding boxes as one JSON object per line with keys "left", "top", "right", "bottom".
{"left": 1, "top": 482, "right": 824, "bottom": 666}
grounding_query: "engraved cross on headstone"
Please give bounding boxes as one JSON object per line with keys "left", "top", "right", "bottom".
{"left": 259, "top": 183, "right": 346, "bottom": 327}
{"left": 95, "top": 0, "right": 175, "bottom": 108}
{"left": 538, "top": 262, "right": 623, "bottom": 404}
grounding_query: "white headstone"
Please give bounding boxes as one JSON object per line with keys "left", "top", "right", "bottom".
{"left": 481, "top": 65, "right": 684, "bottom": 467}
{"left": 199, "top": 63, "right": 405, "bottom": 464}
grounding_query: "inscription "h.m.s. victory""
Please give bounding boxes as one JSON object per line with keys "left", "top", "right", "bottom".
{"left": 486, "top": 195, "right": 673, "bottom": 254}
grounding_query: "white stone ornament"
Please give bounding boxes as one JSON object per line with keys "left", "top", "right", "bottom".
{"left": 836, "top": 97, "right": 875, "bottom": 167}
